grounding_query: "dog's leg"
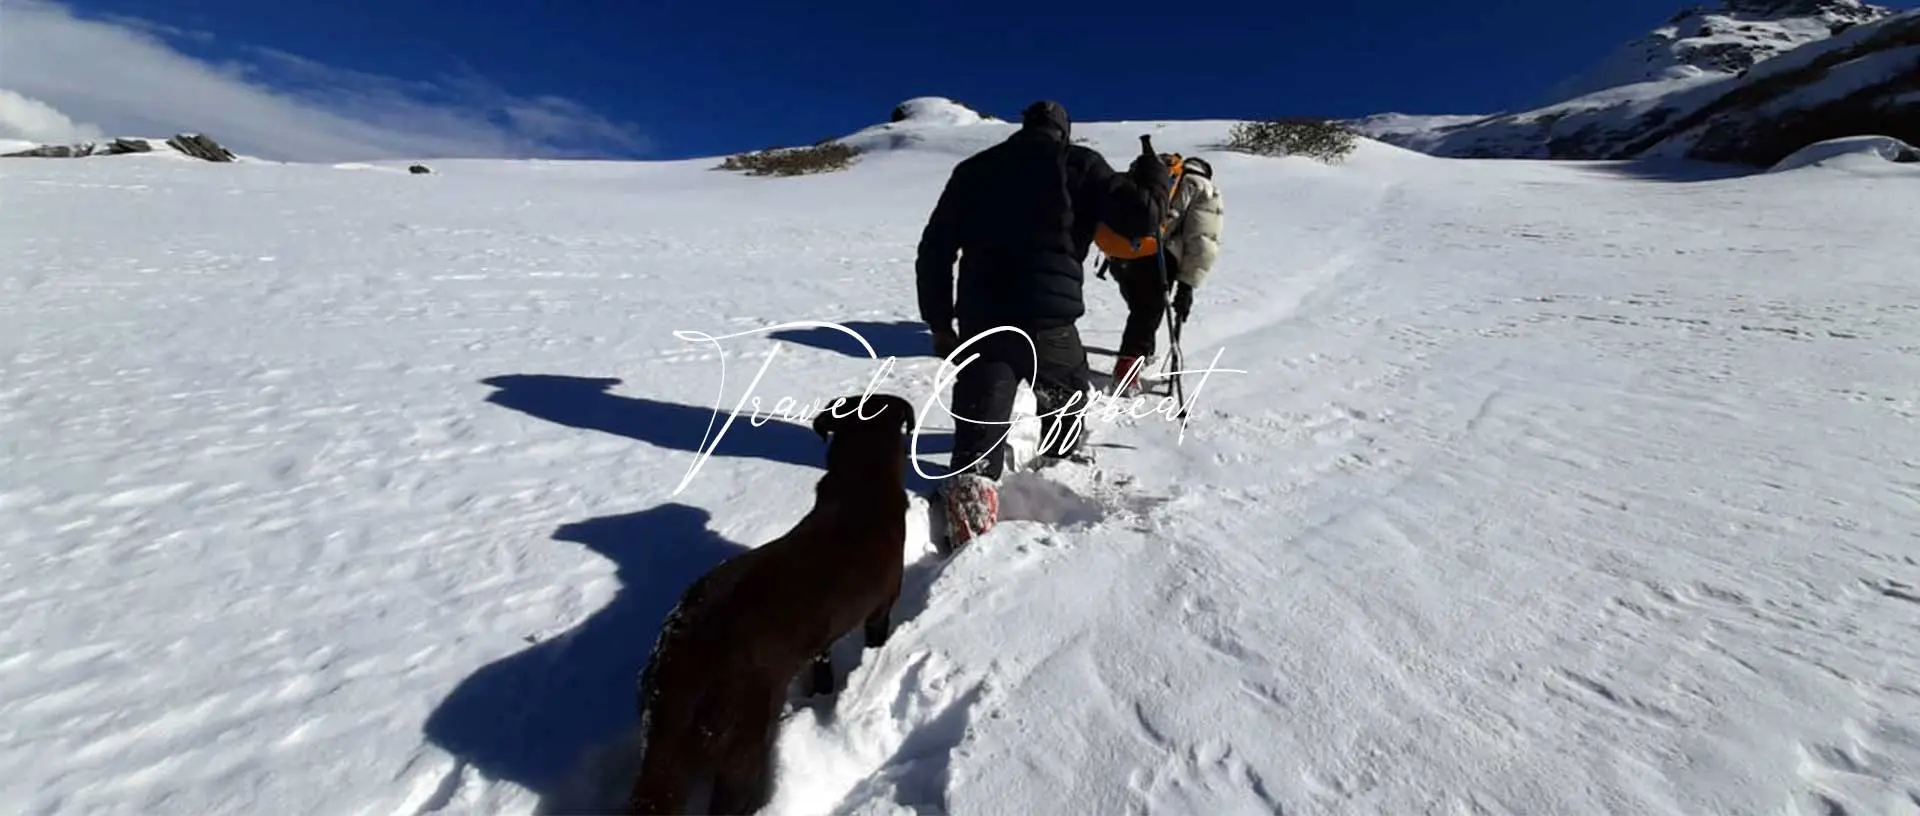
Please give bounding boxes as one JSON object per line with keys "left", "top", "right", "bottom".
{"left": 863, "top": 605, "right": 892, "bottom": 649}
{"left": 807, "top": 650, "right": 835, "bottom": 697}
{"left": 708, "top": 693, "right": 779, "bottom": 815}
{"left": 864, "top": 580, "right": 900, "bottom": 649}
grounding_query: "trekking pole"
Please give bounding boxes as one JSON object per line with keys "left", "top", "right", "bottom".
{"left": 1139, "top": 135, "right": 1188, "bottom": 420}
{"left": 1153, "top": 230, "right": 1188, "bottom": 419}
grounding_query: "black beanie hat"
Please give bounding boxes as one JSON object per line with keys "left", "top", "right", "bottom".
{"left": 1020, "top": 100, "right": 1070, "bottom": 139}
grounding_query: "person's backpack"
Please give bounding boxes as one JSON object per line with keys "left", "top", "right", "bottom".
{"left": 1093, "top": 153, "right": 1187, "bottom": 260}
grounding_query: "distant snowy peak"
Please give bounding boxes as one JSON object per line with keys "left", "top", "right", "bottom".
{"left": 1546, "top": 0, "right": 1895, "bottom": 102}
{"left": 886, "top": 97, "right": 1000, "bottom": 127}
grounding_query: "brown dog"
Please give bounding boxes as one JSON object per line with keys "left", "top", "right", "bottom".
{"left": 627, "top": 393, "right": 915, "bottom": 814}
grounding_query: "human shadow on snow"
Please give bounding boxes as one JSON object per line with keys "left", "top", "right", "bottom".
{"left": 478, "top": 374, "right": 953, "bottom": 492}
{"left": 421, "top": 502, "right": 750, "bottom": 813}
{"left": 766, "top": 319, "right": 935, "bottom": 360}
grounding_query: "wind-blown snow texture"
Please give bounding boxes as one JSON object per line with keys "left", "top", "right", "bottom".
{"left": 3, "top": 99, "right": 1919, "bottom": 815}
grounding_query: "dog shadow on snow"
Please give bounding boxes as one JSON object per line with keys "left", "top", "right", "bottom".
{"left": 421, "top": 502, "right": 750, "bottom": 813}
{"left": 419, "top": 500, "right": 1019, "bottom": 814}
{"left": 478, "top": 373, "right": 953, "bottom": 494}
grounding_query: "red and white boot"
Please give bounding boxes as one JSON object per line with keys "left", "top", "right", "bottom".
{"left": 939, "top": 472, "right": 999, "bottom": 552}
{"left": 1111, "top": 355, "right": 1150, "bottom": 396}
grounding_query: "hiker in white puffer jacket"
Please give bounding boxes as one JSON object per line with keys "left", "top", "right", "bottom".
{"left": 1102, "top": 153, "right": 1224, "bottom": 393}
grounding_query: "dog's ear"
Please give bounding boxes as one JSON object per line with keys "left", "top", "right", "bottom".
{"left": 880, "top": 394, "right": 915, "bottom": 434}
{"left": 812, "top": 398, "right": 846, "bottom": 441}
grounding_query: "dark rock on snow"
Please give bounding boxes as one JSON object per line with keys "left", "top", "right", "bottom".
{"left": 3, "top": 137, "right": 155, "bottom": 158}
{"left": 2, "top": 133, "right": 236, "bottom": 162}
{"left": 165, "top": 133, "right": 236, "bottom": 162}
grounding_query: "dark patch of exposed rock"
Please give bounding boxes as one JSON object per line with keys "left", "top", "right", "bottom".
{"left": 888, "top": 98, "right": 1000, "bottom": 123}
{"left": 409, "top": 164, "right": 432, "bottom": 174}
{"left": 165, "top": 133, "right": 236, "bottom": 162}
{"left": 3, "top": 132, "right": 237, "bottom": 162}
{"left": 3, "top": 143, "right": 89, "bottom": 158}
{"left": 109, "top": 138, "right": 154, "bottom": 155}
{"left": 2, "top": 137, "right": 154, "bottom": 158}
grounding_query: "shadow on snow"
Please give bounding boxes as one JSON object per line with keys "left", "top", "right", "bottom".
{"left": 766, "top": 319, "right": 935, "bottom": 361}
{"left": 476, "top": 374, "right": 952, "bottom": 491}
{"left": 420, "top": 502, "right": 750, "bottom": 812}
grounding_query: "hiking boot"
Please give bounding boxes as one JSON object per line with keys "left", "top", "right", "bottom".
{"left": 940, "top": 472, "right": 999, "bottom": 551}
{"left": 1111, "top": 355, "right": 1148, "bottom": 396}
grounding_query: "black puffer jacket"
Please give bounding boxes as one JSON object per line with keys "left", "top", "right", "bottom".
{"left": 915, "top": 104, "right": 1168, "bottom": 332}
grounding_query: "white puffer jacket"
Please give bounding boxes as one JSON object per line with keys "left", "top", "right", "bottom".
{"left": 1164, "top": 171, "right": 1223, "bottom": 288}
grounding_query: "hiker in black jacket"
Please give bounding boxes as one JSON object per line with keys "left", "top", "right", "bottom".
{"left": 915, "top": 99, "right": 1171, "bottom": 549}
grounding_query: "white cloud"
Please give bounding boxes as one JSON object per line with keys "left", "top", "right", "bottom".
{"left": 0, "top": 88, "right": 105, "bottom": 144}
{"left": 0, "top": 0, "right": 647, "bottom": 162}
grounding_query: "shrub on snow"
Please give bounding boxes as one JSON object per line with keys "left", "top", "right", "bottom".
{"left": 718, "top": 142, "right": 861, "bottom": 177}
{"left": 1224, "top": 118, "right": 1360, "bottom": 164}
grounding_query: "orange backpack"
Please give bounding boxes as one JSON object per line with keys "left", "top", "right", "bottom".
{"left": 1094, "top": 153, "right": 1184, "bottom": 260}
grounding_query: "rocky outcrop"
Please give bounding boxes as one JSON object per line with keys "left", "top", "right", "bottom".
{"left": 2, "top": 133, "right": 236, "bottom": 162}
{"left": 408, "top": 164, "right": 432, "bottom": 174}
{"left": 3, "top": 137, "right": 154, "bottom": 158}
{"left": 164, "top": 134, "right": 236, "bottom": 162}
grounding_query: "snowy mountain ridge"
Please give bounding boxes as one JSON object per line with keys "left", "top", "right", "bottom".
{"left": 1350, "top": 5, "right": 1920, "bottom": 165}
{"left": 1545, "top": 0, "right": 1894, "bottom": 102}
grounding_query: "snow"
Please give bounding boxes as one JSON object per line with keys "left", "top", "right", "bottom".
{"left": 1349, "top": 73, "right": 1730, "bottom": 160}
{"left": 4, "top": 111, "right": 1920, "bottom": 816}
{"left": 1342, "top": 113, "right": 1495, "bottom": 155}
{"left": 1768, "top": 133, "right": 1920, "bottom": 171}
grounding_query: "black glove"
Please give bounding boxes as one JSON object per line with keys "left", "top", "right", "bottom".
{"left": 1172, "top": 282, "right": 1193, "bottom": 324}
{"left": 931, "top": 325, "right": 959, "bottom": 359}
{"left": 1128, "top": 153, "right": 1172, "bottom": 215}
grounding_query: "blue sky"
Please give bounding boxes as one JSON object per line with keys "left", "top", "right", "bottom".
{"left": 2, "top": 0, "right": 1914, "bottom": 161}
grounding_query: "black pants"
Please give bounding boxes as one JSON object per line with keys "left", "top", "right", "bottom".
{"left": 1110, "top": 257, "right": 1174, "bottom": 359}
{"left": 947, "top": 320, "right": 1092, "bottom": 481}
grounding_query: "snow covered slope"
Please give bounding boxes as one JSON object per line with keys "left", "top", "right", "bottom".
{"left": 3, "top": 108, "right": 1919, "bottom": 816}
{"left": 1352, "top": 3, "right": 1917, "bottom": 164}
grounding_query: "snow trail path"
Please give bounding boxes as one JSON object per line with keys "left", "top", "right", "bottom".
{"left": 2, "top": 126, "right": 1917, "bottom": 815}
